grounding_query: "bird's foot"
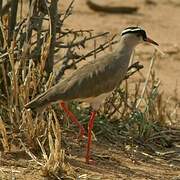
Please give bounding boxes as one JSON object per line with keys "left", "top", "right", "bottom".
{"left": 85, "top": 157, "right": 96, "bottom": 165}
{"left": 77, "top": 126, "right": 85, "bottom": 140}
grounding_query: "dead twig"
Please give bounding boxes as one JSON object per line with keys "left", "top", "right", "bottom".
{"left": 44, "top": 0, "right": 58, "bottom": 76}
{"left": 56, "top": 32, "right": 109, "bottom": 49}
{"left": 136, "top": 49, "right": 157, "bottom": 108}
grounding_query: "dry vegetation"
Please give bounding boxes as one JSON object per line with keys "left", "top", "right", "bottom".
{"left": 0, "top": 0, "right": 179, "bottom": 179}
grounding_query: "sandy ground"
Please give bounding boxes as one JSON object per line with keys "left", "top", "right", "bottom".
{"left": 1, "top": 0, "right": 180, "bottom": 179}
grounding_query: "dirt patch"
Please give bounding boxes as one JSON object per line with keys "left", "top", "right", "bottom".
{"left": 1, "top": 133, "right": 180, "bottom": 179}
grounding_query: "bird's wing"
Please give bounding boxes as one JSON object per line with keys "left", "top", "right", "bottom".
{"left": 55, "top": 51, "right": 126, "bottom": 100}
{"left": 25, "top": 51, "right": 126, "bottom": 110}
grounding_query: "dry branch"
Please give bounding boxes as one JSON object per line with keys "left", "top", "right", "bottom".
{"left": 86, "top": 0, "right": 138, "bottom": 14}
{"left": 45, "top": 0, "right": 58, "bottom": 76}
{"left": 8, "top": 0, "right": 18, "bottom": 46}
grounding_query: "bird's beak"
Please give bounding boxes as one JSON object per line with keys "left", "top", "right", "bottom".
{"left": 144, "top": 37, "right": 159, "bottom": 46}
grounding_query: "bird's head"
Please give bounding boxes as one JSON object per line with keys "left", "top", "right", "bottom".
{"left": 121, "top": 27, "right": 158, "bottom": 47}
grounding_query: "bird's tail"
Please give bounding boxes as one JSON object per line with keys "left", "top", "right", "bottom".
{"left": 24, "top": 90, "right": 51, "bottom": 111}
{"left": 25, "top": 83, "right": 67, "bottom": 111}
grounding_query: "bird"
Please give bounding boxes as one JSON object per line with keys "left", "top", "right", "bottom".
{"left": 25, "top": 26, "right": 159, "bottom": 164}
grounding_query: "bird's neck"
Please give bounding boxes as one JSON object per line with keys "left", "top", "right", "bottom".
{"left": 115, "top": 40, "right": 135, "bottom": 65}
{"left": 116, "top": 40, "right": 135, "bottom": 54}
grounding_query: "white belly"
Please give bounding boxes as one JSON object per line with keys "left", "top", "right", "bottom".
{"left": 77, "top": 92, "right": 112, "bottom": 111}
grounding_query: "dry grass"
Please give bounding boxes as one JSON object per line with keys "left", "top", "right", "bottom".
{"left": 0, "top": 1, "right": 81, "bottom": 179}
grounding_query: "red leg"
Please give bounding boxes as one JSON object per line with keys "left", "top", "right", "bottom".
{"left": 60, "top": 101, "right": 85, "bottom": 139}
{"left": 86, "top": 111, "right": 96, "bottom": 164}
